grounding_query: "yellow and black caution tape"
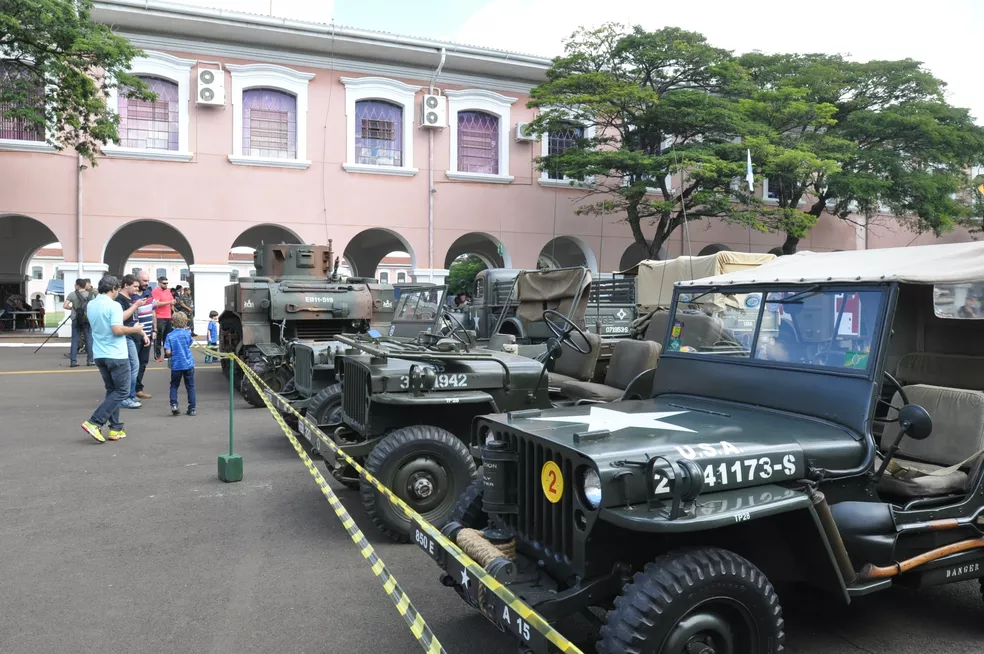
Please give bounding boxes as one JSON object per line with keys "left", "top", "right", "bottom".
{"left": 204, "top": 344, "right": 582, "bottom": 654}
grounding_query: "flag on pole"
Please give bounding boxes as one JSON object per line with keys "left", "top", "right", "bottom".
{"left": 745, "top": 149, "right": 755, "bottom": 192}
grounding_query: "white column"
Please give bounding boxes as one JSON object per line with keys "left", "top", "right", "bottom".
{"left": 411, "top": 268, "right": 450, "bottom": 285}
{"left": 56, "top": 262, "right": 109, "bottom": 337}
{"left": 189, "top": 264, "right": 234, "bottom": 334}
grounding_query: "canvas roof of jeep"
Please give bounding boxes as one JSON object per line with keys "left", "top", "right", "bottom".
{"left": 679, "top": 242, "right": 984, "bottom": 287}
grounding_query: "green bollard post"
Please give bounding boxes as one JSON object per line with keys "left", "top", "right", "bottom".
{"left": 218, "top": 357, "right": 244, "bottom": 482}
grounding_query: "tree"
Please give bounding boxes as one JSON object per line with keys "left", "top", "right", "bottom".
{"left": 446, "top": 255, "right": 487, "bottom": 297}
{"left": 0, "top": 0, "right": 152, "bottom": 164}
{"left": 526, "top": 25, "right": 779, "bottom": 260}
{"left": 738, "top": 53, "right": 984, "bottom": 253}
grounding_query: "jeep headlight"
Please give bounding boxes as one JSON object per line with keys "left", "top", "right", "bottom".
{"left": 581, "top": 468, "right": 602, "bottom": 509}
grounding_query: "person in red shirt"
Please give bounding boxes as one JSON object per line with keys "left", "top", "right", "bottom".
{"left": 152, "top": 276, "right": 176, "bottom": 362}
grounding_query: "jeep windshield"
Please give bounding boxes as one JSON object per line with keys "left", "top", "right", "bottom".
{"left": 665, "top": 285, "right": 886, "bottom": 373}
{"left": 388, "top": 286, "right": 448, "bottom": 338}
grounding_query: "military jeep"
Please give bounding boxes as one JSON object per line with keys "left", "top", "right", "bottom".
{"left": 417, "top": 242, "right": 984, "bottom": 654}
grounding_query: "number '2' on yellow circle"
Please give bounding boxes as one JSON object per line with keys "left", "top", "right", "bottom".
{"left": 540, "top": 461, "right": 564, "bottom": 503}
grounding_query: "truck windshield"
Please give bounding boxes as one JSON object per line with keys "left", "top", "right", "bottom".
{"left": 666, "top": 286, "right": 884, "bottom": 372}
{"left": 394, "top": 288, "right": 447, "bottom": 322}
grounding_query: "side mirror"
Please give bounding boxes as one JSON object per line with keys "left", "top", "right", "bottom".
{"left": 899, "top": 404, "right": 933, "bottom": 441}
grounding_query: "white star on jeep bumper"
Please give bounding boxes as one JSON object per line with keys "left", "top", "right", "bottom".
{"left": 529, "top": 406, "right": 694, "bottom": 433}
{"left": 460, "top": 568, "right": 470, "bottom": 587}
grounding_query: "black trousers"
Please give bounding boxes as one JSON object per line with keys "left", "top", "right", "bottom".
{"left": 154, "top": 318, "right": 172, "bottom": 359}
{"left": 135, "top": 336, "right": 151, "bottom": 393}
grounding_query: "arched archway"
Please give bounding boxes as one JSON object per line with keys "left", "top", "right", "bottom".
{"left": 0, "top": 214, "right": 62, "bottom": 290}
{"left": 443, "top": 232, "right": 510, "bottom": 269}
{"left": 230, "top": 223, "right": 305, "bottom": 250}
{"left": 698, "top": 243, "right": 733, "bottom": 257}
{"left": 537, "top": 236, "right": 598, "bottom": 273}
{"left": 619, "top": 241, "right": 668, "bottom": 270}
{"left": 343, "top": 228, "right": 415, "bottom": 278}
{"left": 102, "top": 219, "right": 195, "bottom": 277}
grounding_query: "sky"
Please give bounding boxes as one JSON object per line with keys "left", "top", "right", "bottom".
{"left": 175, "top": 0, "right": 984, "bottom": 123}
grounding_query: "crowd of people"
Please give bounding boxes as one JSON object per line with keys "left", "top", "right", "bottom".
{"left": 72, "top": 273, "right": 221, "bottom": 443}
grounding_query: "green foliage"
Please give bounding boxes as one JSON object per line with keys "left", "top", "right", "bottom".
{"left": 0, "top": 0, "right": 152, "bottom": 164}
{"left": 446, "top": 255, "right": 487, "bottom": 296}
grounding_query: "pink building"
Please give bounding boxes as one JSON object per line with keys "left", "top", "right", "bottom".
{"left": 0, "top": 0, "right": 975, "bottom": 332}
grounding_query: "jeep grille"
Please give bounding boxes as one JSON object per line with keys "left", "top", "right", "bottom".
{"left": 293, "top": 347, "right": 314, "bottom": 397}
{"left": 341, "top": 359, "right": 370, "bottom": 432}
{"left": 495, "top": 428, "right": 575, "bottom": 563}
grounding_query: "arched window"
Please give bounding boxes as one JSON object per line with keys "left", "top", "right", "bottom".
{"left": 0, "top": 61, "right": 45, "bottom": 142}
{"left": 545, "top": 124, "right": 583, "bottom": 180}
{"left": 379, "top": 271, "right": 389, "bottom": 283}
{"left": 457, "top": 111, "right": 499, "bottom": 175}
{"left": 355, "top": 100, "right": 403, "bottom": 166}
{"left": 119, "top": 76, "right": 180, "bottom": 150}
{"left": 397, "top": 272, "right": 406, "bottom": 283}
{"left": 242, "top": 88, "right": 297, "bottom": 159}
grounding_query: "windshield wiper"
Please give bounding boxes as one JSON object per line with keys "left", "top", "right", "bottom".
{"left": 773, "top": 285, "right": 821, "bottom": 305}
{"left": 683, "top": 286, "right": 722, "bottom": 305}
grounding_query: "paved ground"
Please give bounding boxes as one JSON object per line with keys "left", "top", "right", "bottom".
{"left": 1, "top": 347, "right": 983, "bottom": 653}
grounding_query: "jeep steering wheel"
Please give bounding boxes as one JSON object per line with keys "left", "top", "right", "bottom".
{"left": 875, "top": 371, "right": 909, "bottom": 423}
{"left": 543, "top": 309, "right": 590, "bottom": 354}
{"left": 441, "top": 311, "right": 469, "bottom": 346}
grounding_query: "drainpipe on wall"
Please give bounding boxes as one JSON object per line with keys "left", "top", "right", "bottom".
{"left": 77, "top": 154, "right": 84, "bottom": 280}
{"left": 428, "top": 47, "right": 446, "bottom": 283}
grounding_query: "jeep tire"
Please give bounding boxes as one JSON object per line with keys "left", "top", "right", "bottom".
{"left": 450, "top": 476, "right": 488, "bottom": 530}
{"left": 361, "top": 425, "right": 477, "bottom": 543}
{"left": 308, "top": 383, "right": 343, "bottom": 426}
{"left": 598, "top": 547, "right": 784, "bottom": 654}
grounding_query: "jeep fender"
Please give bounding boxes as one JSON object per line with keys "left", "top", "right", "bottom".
{"left": 498, "top": 317, "right": 525, "bottom": 338}
{"left": 600, "top": 484, "right": 850, "bottom": 603}
{"left": 621, "top": 367, "right": 657, "bottom": 400}
{"left": 371, "top": 390, "right": 498, "bottom": 408}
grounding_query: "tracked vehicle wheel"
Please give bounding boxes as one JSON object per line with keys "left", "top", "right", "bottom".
{"left": 450, "top": 476, "right": 488, "bottom": 530}
{"left": 598, "top": 547, "right": 784, "bottom": 654}
{"left": 361, "top": 425, "right": 476, "bottom": 543}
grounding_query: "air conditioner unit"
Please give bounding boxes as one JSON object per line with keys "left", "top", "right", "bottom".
{"left": 515, "top": 122, "right": 538, "bottom": 142}
{"left": 196, "top": 66, "right": 225, "bottom": 106}
{"left": 420, "top": 94, "right": 446, "bottom": 128}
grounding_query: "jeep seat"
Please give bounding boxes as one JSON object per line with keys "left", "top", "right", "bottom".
{"left": 878, "top": 356, "right": 984, "bottom": 498}
{"left": 644, "top": 309, "right": 725, "bottom": 348}
{"left": 487, "top": 333, "right": 516, "bottom": 351}
{"left": 547, "top": 332, "right": 601, "bottom": 389}
{"left": 560, "top": 340, "right": 662, "bottom": 402}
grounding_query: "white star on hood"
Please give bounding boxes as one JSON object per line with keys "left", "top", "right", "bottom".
{"left": 529, "top": 406, "right": 695, "bottom": 434}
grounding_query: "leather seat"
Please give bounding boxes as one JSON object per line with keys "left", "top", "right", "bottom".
{"left": 547, "top": 332, "right": 601, "bottom": 389}
{"left": 561, "top": 340, "right": 662, "bottom": 402}
{"left": 878, "top": 383, "right": 984, "bottom": 498}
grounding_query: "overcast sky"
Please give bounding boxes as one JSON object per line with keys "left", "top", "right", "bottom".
{"left": 175, "top": 0, "right": 984, "bottom": 123}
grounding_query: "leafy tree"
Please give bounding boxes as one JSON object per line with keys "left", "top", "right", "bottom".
{"left": 738, "top": 53, "right": 984, "bottom": 252}
{"left": 0, "top": 0, "right": 152, "bottom": 164}
{"left": 446, "top": 255, "right": 487, "bottom": 297}
{"left": 526, "top": 24, "right": 781, "bottom": 260}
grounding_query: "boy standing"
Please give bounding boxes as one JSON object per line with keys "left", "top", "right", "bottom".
{"left": 205, "top": 310, "right": 219, "bottom": 363}
{"left": 164, "top": 311, "right": 196, "bottom": 416}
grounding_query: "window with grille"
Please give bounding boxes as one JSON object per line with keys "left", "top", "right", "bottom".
{"left": 457, "top": 111, "right": 499, "bottom": 174}
{"left": 180, "top": 268, "right": 189, "bottom": 281}
{"left": 243, "top": 88, "right": 297, "bottom": 159}
{"left": 0, "top": 62, "right": 45, "bottom": 142}
{"left": 397, "top": 272, "right": 406, "bottom": 283}
{"left": 355, "top": 100, "right": 402, "bottom": 166}
{"left": 379, "top": 271, "right": 389, "bottom": 283}
{"left": 546, "top": 125, "right": 583, "bottom": 180}
{"left": 32, "top": 266, "right": 43, "bottom": 280}
{"left": 156, "top": 268, "right": 167, "bottom": 280}
{"left": 118, "top": 76, "right": 179, "bottom": 150}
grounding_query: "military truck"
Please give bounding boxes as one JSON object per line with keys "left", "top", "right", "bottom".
{"left": 292, "top": 276, "right": 662, "bottom": 544}
{"left": 218, "top": 242, "right": 388, "bottom": 407}
{"left": 463, "top": 268, "right": 637, "bottom": 340}
{"left": 417, "top": 242, "right": 984, "bottom": 653}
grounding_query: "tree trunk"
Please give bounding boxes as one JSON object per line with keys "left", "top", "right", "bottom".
{"left": 782, "top": 233, "right": 800, "bottom": 255}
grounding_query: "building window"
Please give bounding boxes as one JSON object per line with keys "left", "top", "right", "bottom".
{"left": 131, "top": 267, "right": 142, "bottom": 275}
{"left": 0, "top": 61, "right": 45, "bottom": 144}
{"left": 355, "top": 100, "right": 402, "bottom": 166}
{"left": 543, "top": 124, "right": 583, "bottom": 180}
{"left": 446, "top": 89, "right": 516, "bottom": 184}
{"left": 156, "top": 268, "right": 167, "bottom": 280}
{"left": 243, "top": 88, "right": 296, "bottom": 159}
{"left": 56, "top": 270, "right": 64, "bottom": 280}
{"left": 103, "top": 51, "right": 194, "bottom": 162}
{"left": 397, "top": 272, "right": 406, "bottom": 283}
{"left": 230, "top": 270, "right": 239, "bottom": 283}
{"left": 379, "top": 271, "right": 389, "bottom": 283}
{"left": 340, "top": 76, "right": 420, "bottom": 176}
{"left": 248, "top": 269, "right": 256, "bottom": 277}
{"left": 180, "top": 268, "right": 189, "bottom": 281}
{"left": 227, "top": 63, "right": 314, "bottom": 169}
{"left": 31, "top": 266, "right": 43, "bottom": 280}
{"left": 763, "top": 178, "right": 780, "bottom": 203}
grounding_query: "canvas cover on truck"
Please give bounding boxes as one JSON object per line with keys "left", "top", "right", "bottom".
{"left": 515, "top": 268, "right": 593, "bottom": 328}
{"left": 623, "top": 251, "right": 776, "bottom": 312}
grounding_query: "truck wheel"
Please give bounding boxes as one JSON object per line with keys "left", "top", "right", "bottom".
{"left": 598, "top": 547, "right": 784, "bottom": 654}
{"left": 450, "top": 477, "right": 488, "bottom": 530}
{"left": 309, "top": 383, "right": 343, "bottom": 426}
{"left": 361, "top": 426, "right": 477, "bottom": 543}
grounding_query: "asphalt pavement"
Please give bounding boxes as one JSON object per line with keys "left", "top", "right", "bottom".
{"left": 1, "top": 346, "right": 983, "bottom": 654}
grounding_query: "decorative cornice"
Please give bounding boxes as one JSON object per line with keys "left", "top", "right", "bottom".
{"left": 444, "top": 88, "right": 518, "bottom": 105}
{"left": 340, "top": 76, "right": 421, "bottom": 94}
{"left": 0, "top": 139, "right": 57, "bottom": 153}
{"left": 225, "top": 62, "right": 315, "bottom": 83}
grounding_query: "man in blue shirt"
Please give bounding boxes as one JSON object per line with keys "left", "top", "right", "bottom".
{"left": 81, "top": 275, "right": 150, "bottom": 443}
